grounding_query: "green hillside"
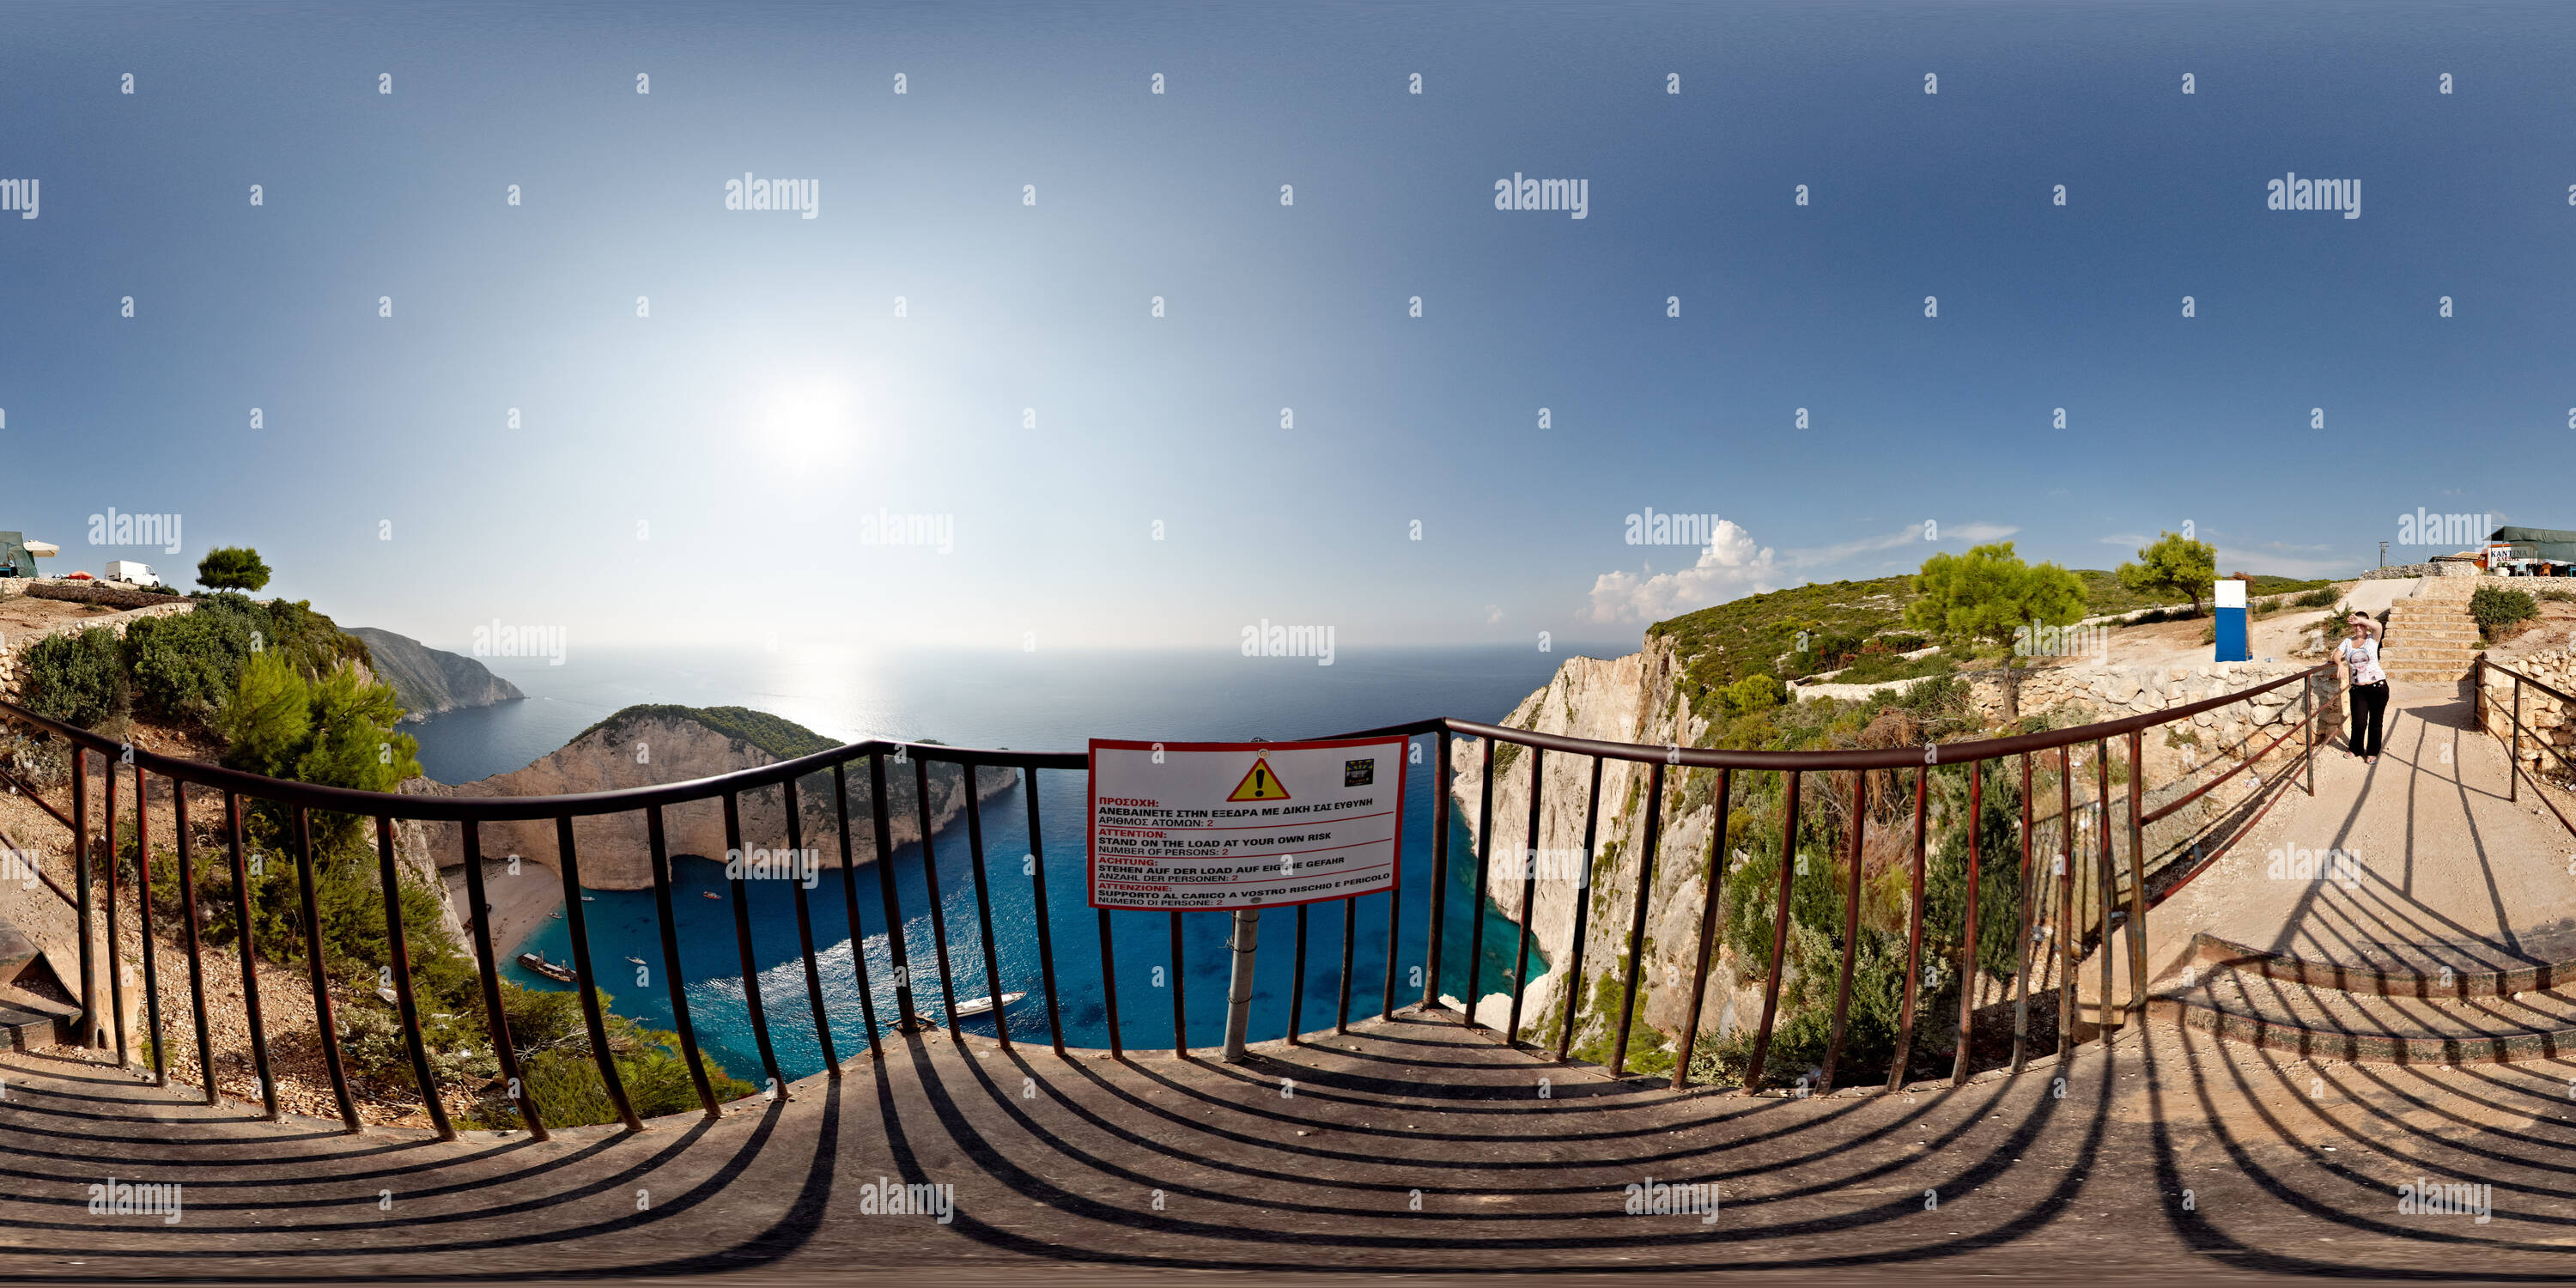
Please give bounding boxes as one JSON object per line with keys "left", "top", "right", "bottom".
{"left": 1649, "top": 569, "right": 2336, "bottom": 705}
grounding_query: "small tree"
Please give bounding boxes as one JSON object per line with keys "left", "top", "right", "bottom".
{"left": 1903, "top": 542, "right": 2087, "bottom": 653}
{"left": 197, "top": 546, "right": 271, "bottom": 592}
{"left": 2116, "top": 532, "right": 2218, "bottom": 616}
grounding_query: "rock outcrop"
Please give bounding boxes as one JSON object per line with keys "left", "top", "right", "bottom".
{"left": 348, "top": 628, "right": 525, "bottom": 722}
{"left": 402, "top": 704, "right": 1016, "bottom": 890}
{"left": 1461, "top": 635, "right": 2331, "bottom": 1068}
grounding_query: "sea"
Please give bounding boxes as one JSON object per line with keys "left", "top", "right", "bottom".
{"left": 409, "top": 644, "right": 1607, "bottom": 1084}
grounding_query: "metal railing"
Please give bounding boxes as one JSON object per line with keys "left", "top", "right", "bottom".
{"left": 0, "top": 665, "right": 2327, "bottom": 1133}
{"left": 2478, "top": 657, "right": 2576, "bottom": 839}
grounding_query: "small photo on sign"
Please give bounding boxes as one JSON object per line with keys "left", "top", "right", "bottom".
{"left": 1344, "top": 758, "right": 1375, "bottom": 787}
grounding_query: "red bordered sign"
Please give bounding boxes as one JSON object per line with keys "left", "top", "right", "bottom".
{"left": 1087, "top": 737, "right": 1407, "bottom": 911}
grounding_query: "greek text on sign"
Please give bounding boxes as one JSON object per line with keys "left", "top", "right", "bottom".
{"left": 1088, "top": 737, "right": 1407, "bottom": 911}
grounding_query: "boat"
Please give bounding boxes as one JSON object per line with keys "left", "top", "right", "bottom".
{"left": 549, "top": 909, "right": 563, "bottom": 920}
{"left": 951, "top": 991, "right": 1025, "bottom": 1018}
{"left": 516, "top": 951, "right": 578, "bottom": 985}
{"left": 701, "top": 891, "right": 721, "bottom": 901}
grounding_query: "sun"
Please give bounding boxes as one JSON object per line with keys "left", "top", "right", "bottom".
{"left": 758, "top": 379, "right": 863, "bottom": 468}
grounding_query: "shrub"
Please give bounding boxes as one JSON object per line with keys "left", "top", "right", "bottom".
{"left": 2293, "top": 586, "right": 2341, "bottom": 609}
{"left": 121, "top": 605, "right": 259, "bottom": 725}
{"left": 21, "top": 628, "right": 127, "bottom": 727}
{"left": 2470, "top": 585, "right": 2538, "bottom": 641}
{"left": 2537, "top": 589, "right": 2572, "bottom": 604}
{"left": 1720, "top": 673, "right": 1787, "bottom": 716}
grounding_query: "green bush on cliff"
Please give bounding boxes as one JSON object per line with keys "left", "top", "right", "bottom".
{"left": 21, "top": 627, "right": 127, "bottom": 727}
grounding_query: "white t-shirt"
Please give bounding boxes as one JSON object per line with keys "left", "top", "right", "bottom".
{"left": 2339, "top": 635, "right": 2385, "bottom": 685}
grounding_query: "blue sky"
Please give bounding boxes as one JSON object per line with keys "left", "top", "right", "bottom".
{"left": 3, "top": 1, "right": 2570, "bottom": 654}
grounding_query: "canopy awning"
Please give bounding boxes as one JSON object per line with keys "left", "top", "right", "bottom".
{"left": 21, "top": 541, "right": 58, "bottom": 557}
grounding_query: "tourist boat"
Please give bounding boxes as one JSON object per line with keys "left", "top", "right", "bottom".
{"left": 516, "top": 951, "right": 578, "bottom": 984}
{"left": 951, "top": 991, "right": 1025, "bottom": 1018}
{"left": 702, "top": 891, "right": 721, "bottom": 900}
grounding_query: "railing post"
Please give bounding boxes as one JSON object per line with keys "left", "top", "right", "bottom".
{"left": 1288, "top": 903, "right": 1309, "bottom": 1043}
{"left": 959, "top": 769, "right": 1009, "bottom": 1049}
{"left": 2304, "top": 672, "right": 2317, "bottom": 796}
{"left": 722, "top": 792, "right": 790, "bottom": 1098}
{"left": 171, "top": 786, "right": 216, "bottom": 1104}
{"left": 1555, "top": 756, "right": 1606, "bottom": 1062}
{"left": 2504, "top": 675, "right": 2524, "bottom": 804}
{"left": 291, "top": 807, "right": 361, "bottom": 1133}
{"left": 911, "top": 758, "right": 961, "bottom": 1037}
{"left": 829, "top": 764, "right": 882, "bottom": 1058}
{"left": 1505, "top": 744, "right": 1544, "bottom": 1047}
{"left": 2094, "top": 741, "right": 2115, "bottom": 1035}
{"left": 1423, "top": 729, "right": 1451, "bottom": 1012}
{"left": 1745, "top": 769, "right": 1801, "bottom": 1093}
{"left": 868, "top": 755, "right": 925, "bottom": 1033}
{"left": 647, "top": 804, "right": 720, "bottom": 1120}
{"left": 229, "top": 793, "right": 279, "bottom": 1121}
{"left": 1023, "top": 769, "right": 1066, "bottom": 1055}
{"left": 1820, "top": 769, "right": 1866, "bottom": 1092}
{"left": 1099, "top": 910, "right": 1124, "bottom": 1058}
{"left": 2056, "top": 747, "right": 2075, "bottom": 1064}
{"left": 1169, "top": 911, "right": 1188, "bottom": 1057}
{"left": 556, "top": 817, "right": 642, "bottom": 1132}
{"left": 374, "top": 816, "right": 454, "bottom": 1140}
{"left": 1609, "top": 761, "right": 1666, "bottom": 1078}
{"left": 1886, "top": 767, "right": 1928, "bottom": 1093}
{"left": 1949, "top": 761, "right": 1984, "bottom": 1087}
{"left": 459, "top": 818, "right": 542, "bottom": 1137}
{"left": 781, "top": 778, "right": 841, "bottom": 1072}
{"left": 1466, "top": 738, "right": 1495, "bottom": 1027}
{"left": 1674, "top": 768, "right": 1733, "bottom": 1091}
{"left": 103, "top": 759, "right": 126, "bottom": 1066}
{"left": 1222, "top": 908, "right": 1260, "bottom": 1063}
{"left": 1336, "top": 895, "right": 1355, "bottom": 1034}
{"left": 72, "top": 750, "right": 96, "bottom": 1051}
{"left": 2125, "top": 730, "right": 2149, "bottom": 1018}
{"left": 2009, "top": 752, "right": 2034, "bottom": 1075}
{"left": 132, "top": 764, "right": 165, "bottom": 1085}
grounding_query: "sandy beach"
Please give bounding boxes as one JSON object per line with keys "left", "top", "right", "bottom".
{"left": 444, "top": 856, "right": 565, "bottom": 957}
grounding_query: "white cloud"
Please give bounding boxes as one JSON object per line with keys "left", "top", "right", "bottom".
{"left": 1582, "top": 519, "right": 2034, "bottom": 624}
{"left": 2215, "top": 545, "right": 2353, "bottom": 578}
{"left": 2099, "top": 532, "right": 2148, "bottom": 548}
{"left": 1584, "top": 520, "right": 1781, "bottom": 623}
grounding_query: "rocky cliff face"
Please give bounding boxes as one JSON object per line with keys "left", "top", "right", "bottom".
{"left": 1460, "top": 639, "right": 2328, "bottom": 1071}
{"left": 401, "top": 705, "right": 1016, "bottom": 890}
{"left": 1452, "top": 635, "right": 1736, "bottom": 1059}
{"left": 349, "top": 628, "right": 525, "bottom": 722}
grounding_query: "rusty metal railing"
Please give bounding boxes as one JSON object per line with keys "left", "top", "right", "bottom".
{"left": 2477, "top": 658, "right": 2576, "bottom": 839}
{"left": 0, "top": 663, "right": 2327, "bottom": 1131}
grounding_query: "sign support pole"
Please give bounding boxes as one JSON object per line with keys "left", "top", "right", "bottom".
{"left": 1223, "top": 908, "right": 1261, "bottom": 1062}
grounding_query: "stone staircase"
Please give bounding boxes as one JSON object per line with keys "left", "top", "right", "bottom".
{"left": 2379, "top": 578, "right": 2482, "bottom": 683}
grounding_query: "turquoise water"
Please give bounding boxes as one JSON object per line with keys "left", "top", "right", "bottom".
{"left": 425, "top": 646, "right": 1585, "bottom": 1078}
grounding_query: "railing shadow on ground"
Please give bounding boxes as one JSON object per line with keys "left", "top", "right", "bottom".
{"left": 41, "top": 667, "right": 2576, "bottom": 1277}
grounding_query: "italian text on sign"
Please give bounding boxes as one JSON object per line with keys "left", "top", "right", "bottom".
{"left": 1087, "top": 737, "right": 1408, "bottom": 911}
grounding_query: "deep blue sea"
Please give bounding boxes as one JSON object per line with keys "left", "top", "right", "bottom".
{"left": 409, "top": 645, "right": 1603, "bottom": 1082}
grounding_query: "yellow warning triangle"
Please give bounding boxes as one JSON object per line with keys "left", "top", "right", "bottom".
{"left": 1227, "top": 756, "right": 1291, "bottom": 802}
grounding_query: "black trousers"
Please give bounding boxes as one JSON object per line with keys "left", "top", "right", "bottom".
{"left": 2348, "top": 681, "right": 2389, "bottom": 758}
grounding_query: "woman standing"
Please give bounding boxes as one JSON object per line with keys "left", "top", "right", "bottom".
{"left": 2336, "top": 611, "right": 2388, "bottom": 764}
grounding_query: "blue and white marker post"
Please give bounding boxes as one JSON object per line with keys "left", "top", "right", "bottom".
{"left": 2213, "top": 580, "right": 2250, "bottom": 662}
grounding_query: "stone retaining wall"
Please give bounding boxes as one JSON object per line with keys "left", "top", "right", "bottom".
{"left": 2479, "top": 643, "right": 2576, "bottom": 783}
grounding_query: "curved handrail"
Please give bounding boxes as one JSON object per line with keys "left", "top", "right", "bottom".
{"left": 0, "top": 664, "right": 2325, "bottom": 817}
{"left": 0, "top": 660, "right": 2335, "bottom": 1128}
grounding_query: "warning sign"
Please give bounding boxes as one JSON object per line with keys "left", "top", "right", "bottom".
{"left": 1227, "top": 757, "right": 1291, "bottom": 802}
{"left": 1088, "top": 737, "right": 1407, "bottom": 911}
